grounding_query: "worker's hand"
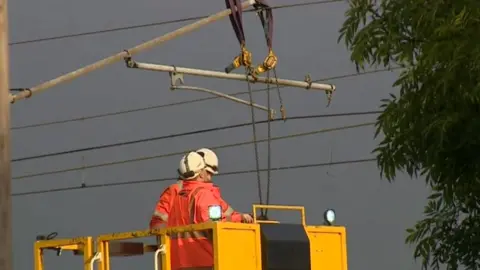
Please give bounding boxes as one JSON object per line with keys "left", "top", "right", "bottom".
{"left": 241, "top": 213, "right": 254, "bottom": 223}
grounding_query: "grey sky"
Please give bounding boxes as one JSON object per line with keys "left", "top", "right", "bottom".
{"left": 8, "top": 0, "right": 428, "bottom": 270}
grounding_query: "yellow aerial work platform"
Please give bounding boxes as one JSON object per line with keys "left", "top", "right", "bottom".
{"left": 33, "top": 205, "right": 348, "bottom": 270}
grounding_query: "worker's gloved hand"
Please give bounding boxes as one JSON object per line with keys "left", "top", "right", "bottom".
{"left": 241, "top": 213, "right": 254, "bottom": 223}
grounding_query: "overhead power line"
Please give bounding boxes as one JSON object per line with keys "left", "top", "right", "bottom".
{"left": 12, "top": 111, "right": 381, "bottom": 163}
{"left": 12, "top": 157, "right": 376, "bottom": 197}
{"left": 9, "top": 0, "right": 342, "bottom": 46}
{"left": 11, "top": 67, "right": 400, "bottom": 131}
{"left": 13, "top": 122, "right": 375, "bottom": 180}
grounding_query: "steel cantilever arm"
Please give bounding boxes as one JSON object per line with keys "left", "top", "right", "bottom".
{"left": 171, "top": 85, "right": 275, "bottom": 119}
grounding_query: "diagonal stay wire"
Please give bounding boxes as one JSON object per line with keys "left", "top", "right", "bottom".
{"left": 9, "top": 0, "right": 343, "bottom": 46}
{"left": 11, "top": 67, "right": 400, "bottom": 131}
{"left": 12, "top": 111, "right": 381, "bottom": 162}
{"left": 13, "top": 122, "right": 375, "bottom": 180}
{"left": 12, "top": 158, "right": 376, "bottom": 197}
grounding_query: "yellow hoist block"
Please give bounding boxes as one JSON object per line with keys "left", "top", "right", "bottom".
{"left": 225, "top": 46, "right": 253, "bottom": 74}
{"left": 225, "top": 47, "right": 279, "bottom": 79}
{"left": 254, "top": 49, "right": 278, "bottom": 75}
{"left": 33, "top": 205, "right": 348, "bottom": 270}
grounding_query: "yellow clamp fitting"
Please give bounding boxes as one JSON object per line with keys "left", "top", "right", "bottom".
{"left": 225, "top": 46, "right": 253, "bottom": 74}
{"left": 255, "top": 49, "right": 278, "bottom": 75}
{"left": 241, "top": 47, "right": 253, "bottom": 67}
{"left": 280, "top": 105, "right": 286, "bottom": 121}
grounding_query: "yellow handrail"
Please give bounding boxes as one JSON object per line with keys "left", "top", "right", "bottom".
{"left": 252, "top": 204, "right": 306, "bottom": 225}
{"left": 34, "top": 237, "right": 93, "bottom": 270}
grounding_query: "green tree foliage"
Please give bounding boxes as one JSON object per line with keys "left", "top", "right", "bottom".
{"left": 338, "top": 0, "right": 480, "bottom": 269}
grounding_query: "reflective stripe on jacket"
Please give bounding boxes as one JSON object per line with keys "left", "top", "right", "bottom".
{"left": 167, "top": 181, "right": 241, "bottom": 270}
{"left": 149, "top": 180, "right": 183, "bottom": 229}
{"left": 211, "top": 186, "right": 242, "bottom": 222}
{"left": 149, "top": 181, "right": 241, "bottom": 229}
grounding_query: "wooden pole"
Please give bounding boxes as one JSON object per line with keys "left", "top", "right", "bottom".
{"left": 0, "top": 0, "right": 13, "bottom": 269}
{"left": 9, "top": 0, "right": 256, "bottom": 104}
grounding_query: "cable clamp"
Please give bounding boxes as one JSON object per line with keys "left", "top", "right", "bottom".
{"left": 325, "top": 89, "right": 333, "bottom": 107}
{"left": 123, "top": 50, "right": 137, "bottom": 68}
{"left": 304, "top": 74, "right": 312, "bottom": 89}
{"left": 169, "top": 65, "right": 184, "bottom": 91}
{"left": 9, "top": 88, "right": 32, "bottom": 102}
{"left": 280, "top": 105, "right": 286, "bottom": 121}
{"left": 325, "top": 84, "right": 335, "bottom": 107}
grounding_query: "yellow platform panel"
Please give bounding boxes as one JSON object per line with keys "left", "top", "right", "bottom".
{"left": 33, "top": 205, "right": 348, "bottom": 270}
{"left": 307, "top": 226, "right": 348, "bottom": 270}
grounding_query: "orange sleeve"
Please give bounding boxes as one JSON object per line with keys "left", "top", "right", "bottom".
{"left": 218, "top": 196, "right": 229, "bottom": 212}
{"left": 213, "top": 188, "right": 243, "bottom": 222}
{"left": 149, "top": 187, "right": 174, "bottom": 228}
{"left": 229, "top": 212, "right": 243, "bottom": 222}
{"left": 194, "top": 190, "right": 228, "bottom": 223}
{"left": 218, "top": 197, "right": 243, "bottom": 222}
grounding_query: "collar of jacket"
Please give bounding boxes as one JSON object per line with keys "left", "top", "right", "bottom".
{"left": 182, "top": 180, "right": 214, "bottom": 190}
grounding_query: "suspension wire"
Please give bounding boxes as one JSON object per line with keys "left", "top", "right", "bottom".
{"left": 265, "top": 70, "right": 272, "bottom": 217}
{"left": 272, "top": 68, "right": 284, "bottom": 119}
{"left": 12, "top": 122, "right": 375, "bottom": 180}
{"left": 224, "top": 0, "right": 266, "bottom": 217}
{"left": 9, "top": 0, "right": 343, "bottom": 47}
{"left": 12, "top": 111, "right": 380, "bottom": 162}
{"left": 245, "top": 67, "right": 264, "bottom": 216}
{"left": 265, "top": 69, "right": 282, "bottom": 217}
{"left": 254, "top": 0, "right": 280, "bottom": 217}
{"left": 13, "top": 158, "right": 376, "bottom": 197}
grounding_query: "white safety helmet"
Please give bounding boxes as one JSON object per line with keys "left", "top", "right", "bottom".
{"left": 196, "top": 148, "right": 219, "bottom": 175}
{"left": 178, "top": 152, "right": 206, "bottom": 180}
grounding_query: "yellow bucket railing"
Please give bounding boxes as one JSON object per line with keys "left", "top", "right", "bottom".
{"left": 33, "top": 204, "right": 348, "bottom": 270}
{"left": 34, "top": 236, "right": 93, "bottom": 270}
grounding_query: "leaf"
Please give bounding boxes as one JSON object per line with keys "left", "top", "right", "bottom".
{"left": 428, "top": 192, "right": 442, "bottom": 200}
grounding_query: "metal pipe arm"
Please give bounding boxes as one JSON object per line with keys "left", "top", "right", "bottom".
{"left": 171, "top": 85, "right": 275, "bottom": 118}
{"left": 132, "top": 62, "right": 336, "bottom": 92}
{"left": 9, "top": 0, "right": 256, "bottom": 103}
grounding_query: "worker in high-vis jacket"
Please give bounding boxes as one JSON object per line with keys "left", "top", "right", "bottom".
{"left": 168, "top": 151, "right": 253, "bottom": 270}
{"left": 149, "top": 148, "right": 248, "bottom": 229}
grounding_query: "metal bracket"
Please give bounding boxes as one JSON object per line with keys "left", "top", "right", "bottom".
{"left": 304, "top": 73, "right": 334, "bottom": 107}
{"left": 169, "top": 68, "right": 184, "bottom": 90}
{"left": 325, "top": 89, "right": 333, "bottom": 107}
{"left": 123, "top": 50, "right": 137, "bottom": 69}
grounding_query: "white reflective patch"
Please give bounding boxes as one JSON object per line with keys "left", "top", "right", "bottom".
{"left": 153, "top": 211, "right": 169, "bottom": 221}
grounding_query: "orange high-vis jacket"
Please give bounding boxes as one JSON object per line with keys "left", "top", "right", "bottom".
{"left": 167, "top": 181, "right": 243, "bottom": 270}
{"left": 149, "top": 180, "right": 242, "bottom": 229}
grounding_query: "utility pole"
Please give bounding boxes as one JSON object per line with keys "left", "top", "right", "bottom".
{"left": 0, "top": 0, "right": 12, "bottom": 269}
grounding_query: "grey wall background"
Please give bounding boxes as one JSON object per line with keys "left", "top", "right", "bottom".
{"left": 8, "top": 0, "right": 429, "bottom": 269}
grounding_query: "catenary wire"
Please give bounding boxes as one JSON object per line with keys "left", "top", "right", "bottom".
{"left": 9, "top": 0, "right": 343, "bottom": 46}
{"left": 13, "top": 122, "right": 375, "bottom": 180}
{"left": 12, "top": 157, "right": 376, "bottom": 197}
{"left": 12, "top": 111, "right": 381, "bottom": 162}
{"left": 11, "top": 67, "right": 400, "bottom": 131}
